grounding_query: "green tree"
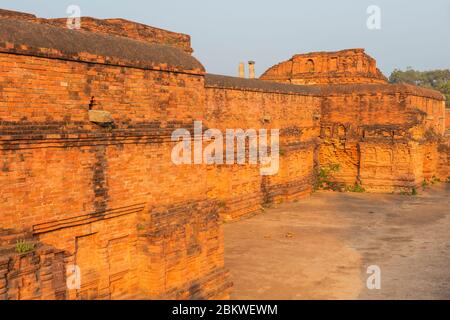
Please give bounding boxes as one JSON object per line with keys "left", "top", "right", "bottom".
{"left": 389, "top": 68, "right": 450, "bottom": 107}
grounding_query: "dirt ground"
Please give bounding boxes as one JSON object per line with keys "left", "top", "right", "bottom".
{"left": 224, "top": 184, "right": 450, "bottom": 300}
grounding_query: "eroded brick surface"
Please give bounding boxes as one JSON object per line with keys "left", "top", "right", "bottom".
{"left": 204, "top": 75, "right": 321, "bottom": 220}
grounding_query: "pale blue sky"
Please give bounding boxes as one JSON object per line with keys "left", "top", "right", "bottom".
{"left": 1, "top": 0, "right": 449, "bottom": 77}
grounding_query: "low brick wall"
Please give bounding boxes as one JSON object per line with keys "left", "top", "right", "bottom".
{"left": 0, "top": 17, "right": 229, "bottom": 300}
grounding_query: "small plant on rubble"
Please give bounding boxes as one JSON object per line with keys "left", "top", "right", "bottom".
{"left": 347, "top": 183, "right": 366, "bottom": 193}
{"left": 313, "top": 163, "right": 342, "bottom": 191}
{"left": 431, "top": 176, "right": 441, "bottom": 184}
{"left": 446, "top": 176, "right": 450, "bottom": 184}
{"left": 15, "top": 240, "right": 35, "bottom": 254}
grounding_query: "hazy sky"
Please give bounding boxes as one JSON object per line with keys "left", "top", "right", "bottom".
{"left": 1, "top": 0, "right": 449, "bottom": 77}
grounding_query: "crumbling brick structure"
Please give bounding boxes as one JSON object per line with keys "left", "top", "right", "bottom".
{"left": 0, "top": 9, "right": 448, "bottom": 300}
{"left": 261, "top": 49, "right": 387, "bottom": 85}
{"left": 0, "top": 8, "right": 192, "bottom": 54}
{"left": 204, "top": 75, "right": 321, "bottom": 220}
{"left": 261, "top": 51, "right": 447, "bottom": 192}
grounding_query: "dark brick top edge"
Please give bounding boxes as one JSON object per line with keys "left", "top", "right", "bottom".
{"left": 99, "top": 18, "right": 191, "bottom": 38}
{"left": 204, "top": 74, "right": 444, "bottom": 100}
{"left": 204, "top": 74, "right": 322, "bottom": 96}
{"left": 316, "top": 83, "right": 445, "bottom": 100}
{"left": 0, "top": 18, "right": 204, "bottom": 74}
{"left": 292, "top": 48, "right": 366, "bottom": 57}
{"left": 46, "top": 17, "right": 192, "bottom": 40}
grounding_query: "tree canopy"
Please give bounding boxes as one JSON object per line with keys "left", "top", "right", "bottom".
{"left": 389, "top": 68, "right": 450, "bottom": 107}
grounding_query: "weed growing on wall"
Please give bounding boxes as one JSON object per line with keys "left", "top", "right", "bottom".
{"left": 15, "top": 240, "right": 35, "bottom": 254}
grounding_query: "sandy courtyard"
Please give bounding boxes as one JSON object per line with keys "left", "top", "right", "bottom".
{"left": 224, "top": 184, "right": 450, "bottom": 300}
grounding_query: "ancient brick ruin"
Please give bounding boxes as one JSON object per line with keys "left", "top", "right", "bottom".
{"left": 260, "top": 49, "right": 387, "bottom": 85}
{"left": 0, "top": 9, "right": 448, "bottom": 300}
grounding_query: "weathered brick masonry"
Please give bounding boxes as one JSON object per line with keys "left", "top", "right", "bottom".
{"left": 204, "top": 75, "right": 321, "bottom": 220}
{"left": 0, "top": 14, "right": 228, "bottom": 300}
{"left": 316, "top": 83, "right": 446, "bottom": 192}
{"left": 262, "top": 50, "right": 447, "bottom": 192}
{"left": 0, "top": 8, "right": 193, "bottom": 54}
{"left": 0, "top": 10, "right": 448, "bottom": 300}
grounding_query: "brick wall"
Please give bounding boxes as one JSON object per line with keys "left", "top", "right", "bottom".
{"left": 446, "top": 109, "right": 450, "bottom": 129}
{"left": 0, "top": 9, "right": 448, "bottom": 300}
{"left": 0, "top": 244, "right": 67, "bottom": 300}
{"left": 204, "top": 75, "right": 321, "bottom": 220}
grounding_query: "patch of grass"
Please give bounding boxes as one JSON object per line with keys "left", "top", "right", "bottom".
{"left": 446, "top": 176, "right": 450, "bottom": 184}
{"left": 400, "top": 187, "right": 418, "bottom": 196}
{"left": 346, "top": 184, "right": 366, "bottom": 193}
{"left": 422, "top": 180, "right": 429, "bottom": 190}
{"left": 423, "top": 128, "right": 440, "bottom": 141}
{"left": 15, "top": 240, "right": 35, "bottom": 254}
{"left": 313, "top": 163, "right": 342, "bottom": 192}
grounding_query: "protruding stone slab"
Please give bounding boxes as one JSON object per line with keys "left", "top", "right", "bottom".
{"left": 88, "top": 110, "right": 114, "bottom": 125}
